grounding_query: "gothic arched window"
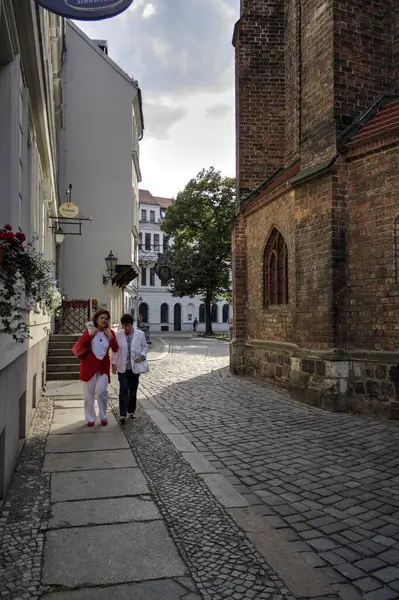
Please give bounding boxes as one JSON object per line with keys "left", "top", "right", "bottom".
{"left": 264, "top": 228, "right": 289, "bottom": 306}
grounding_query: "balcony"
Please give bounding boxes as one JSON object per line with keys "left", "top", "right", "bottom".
{"left": 139, "top": 244, "right": 161, "bottom": 264}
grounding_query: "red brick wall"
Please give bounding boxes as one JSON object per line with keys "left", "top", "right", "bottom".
{"left": 394, "top": 2, "right": 399, "bottom": 94}
{"left": 234, "top": 0, "right": 285, "bottom": 199}
{"left": 284, "top": 0, "right": 301, "bottom": 164}
{"left": 245, "top": 190, "right": 296, "bottom": 342}
{"left": 294, "top": 175, "right": 336, "bottom": 348}
{"left": 347, "top": 149, "right": 399, "bottom": 351}
{"left": 300, "top": 0, "right": 335, "bottom": 168}
{"left": 334, "top": 0, "right": 394, "bottom": 132}
{"left": 232, "top": 215, "right": 248, "bottom": 340}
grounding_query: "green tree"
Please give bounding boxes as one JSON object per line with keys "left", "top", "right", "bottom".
{"left": 161, "top": 167, "right": 235, "bottom": 335}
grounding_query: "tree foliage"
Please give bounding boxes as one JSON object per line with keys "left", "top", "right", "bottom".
{"left": 161, "top": 167, "right": 235, "bottom": 334}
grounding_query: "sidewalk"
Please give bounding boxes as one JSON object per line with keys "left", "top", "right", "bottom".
{"left": 0, "top": 360, "right": 339, "bottom": 599}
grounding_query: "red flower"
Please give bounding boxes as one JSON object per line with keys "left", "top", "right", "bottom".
{"left": 5, "top": 231, "right": 15, "bottom": 241}
{"left": 3, "top": 224, "right": 12, "bottom": 231}
{"left": 0, "top": 233, "right": 7, "bottom": 240}
{"left": 15, "top": 232, "right": 26, "bottom": 243}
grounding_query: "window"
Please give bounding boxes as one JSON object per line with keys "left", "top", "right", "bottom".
{"left": 141, "top": 209, "right": 147, "bottom": 221}
{"left": 139, "top": 302, "right": 149, "bottom": 322}
{"left": 139, "top": 232, "right": 142, "bottom": 248}
{"left": 160, "top": 209, "right": 166, "bottom": 220}
{"left": 264, "top": 228, "right": 288, "bottom": 306}
{"left": 150, "top": 210, "right": 155, "bottom": 222}
{"left": 199, "top": 304, "right": 205, "bottom": 323}
{"left": 211, "top": 304, "right": 218, "bottom": 323}
{"left": 154, "top": 234, "right": 160, "bottom": 250}
{"left": 222, "top": 304, "right": 230, "bottom": 323}
{"left": 395, "top": 215, "right": 399, "bottom": 283}
{"left": 160, "top": 303, "right": 169, "bottom": 323}
{"left": 145, "top": 233, "right": 151, "bottom": 250}
{"left": 141, "top": 267, "right": 147, "bottom": 286}
{"left": 150, "top": 267, "right": 156, "bottom": 286}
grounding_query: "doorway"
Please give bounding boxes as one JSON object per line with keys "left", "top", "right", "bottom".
{"left": 174, "top": 303, "right": 181, "bottom": 331}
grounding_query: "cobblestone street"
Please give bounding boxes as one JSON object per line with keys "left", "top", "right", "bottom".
{"left": 140, "top": 334, "right": 399, "bottom": 600}
{"left": 1, "top": 334, "right": 399, "bottom": 600}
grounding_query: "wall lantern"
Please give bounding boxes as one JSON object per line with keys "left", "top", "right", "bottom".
{"left": 55, "top": 226, "right": 65, "bottom": 246}
{"left": 103, "top": 250, "right": 118, "bottom": 284}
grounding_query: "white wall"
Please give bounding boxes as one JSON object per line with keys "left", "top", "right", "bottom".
{"left": 138, "top": 200, "right": 231, "bottom": 332}
{"left": 59, "top": 23, "right": 141, "bottom": 322}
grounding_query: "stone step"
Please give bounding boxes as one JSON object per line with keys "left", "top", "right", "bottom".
{"left": 47, "top": 356, "right": 80, "bottom": 365}
{"left": 47, "top": 348, "right": 76, "bottom": 357}
{"left": 46, "top": 371, "right": 80, "bottom": 381}
{"left": 50, "top": 335, "right": 80, "bottom": 343}
{"left": 48, "top": 343, "right": 77, "bottom": 351}
{"left": 47, "top": 361, "right": 80, "bottom": 371}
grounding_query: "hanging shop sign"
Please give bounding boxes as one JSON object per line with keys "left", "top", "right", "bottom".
{"left": 35, "top": 0, "right": 134, "bottom": 21}
{"left": 58, "top": 202, "right": 80, "bottom": 218}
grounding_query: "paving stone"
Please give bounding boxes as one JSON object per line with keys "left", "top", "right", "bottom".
{"left": 354, "top": 557, "right": 386, "bottom": 572}
{"left": 43, "top": 522, "right": 187, "bottom": 587}
{"left": 200, "top": 474, "right": 249, "bottom": 508}
{"left": 334, "top": 563, "right": 365, "bottom": 581}
{"left": 353, "top": 577, "right": 383, "bottom": 592}
{"left": 373, "top": 566, "right": 399, "bottom": 583}
{"left": 44, "top": 449, "right": 136, "bottom": 472}
{"left": 181, "top": 452, "right": 217, "bottom": 474}
{"left": 46, "top": 432, "right": 129, "bottom": 453}
{"left": 307, "top": 537, "right": 339, "bottom": 552}
{"left": 51, "top": 467, "right": 148, "bottom": 501}
{"left": 364, "top": 588, "right": 398, "bottom": 600}
{"left": 49, "top": 496, "right": 161, "bottom": 528}
{"left": 42, "top": 580, "right": 195, "bottom": 600}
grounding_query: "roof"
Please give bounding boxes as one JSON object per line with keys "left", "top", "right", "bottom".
{"left": 139, "top": 189, "right": 172, "bottom": 208}
{"left": 68, "top": 21, "right": 139, "bottom": 91}
{"left": 339, "top": 95, "right": 399, "bottom": 149}
{"left": 155, "top": 196, "right": 173, "bottom": 209}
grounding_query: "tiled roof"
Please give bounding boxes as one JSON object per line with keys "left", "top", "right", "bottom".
{"left": 155, "top": 196, "right": 173, "bottom": 209}
{"left": 344, "top": 96, "right": 399, "bottom": 148}
{"left": 139, "top": 189, "right": 159, "bottom": 206}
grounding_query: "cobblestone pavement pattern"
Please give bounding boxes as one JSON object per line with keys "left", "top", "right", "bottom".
{"left": 112, "top": 399, "right": 297, "bottom": 600}
{"left": 139, "top": 335, "right": 399, "bottom": 600}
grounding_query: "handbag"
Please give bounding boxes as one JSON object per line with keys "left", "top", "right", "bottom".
{"left": 132, "top": 358, "right": 149, "bottom": 375}
{"left": 72, "top": 340, "right": 90, "bottom": 360}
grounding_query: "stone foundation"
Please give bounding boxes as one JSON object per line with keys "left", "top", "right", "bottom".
{"left": 230, "top": 340, "right": 399, "bottom": 419}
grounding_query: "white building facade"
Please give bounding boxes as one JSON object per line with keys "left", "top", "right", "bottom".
{"left": 138, "top": 190, "right": 231, "bottom": 333}
{"left": 58, "top": 22, "right": 143, "bottom": 327}
{"left": 0, "top": 1, "right": 63, "bottom": 499}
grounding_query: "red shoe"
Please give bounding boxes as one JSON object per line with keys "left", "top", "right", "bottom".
{"left": 87, "top": 421, "right": 95, "bottom": 427}
{"left": 101, "top": 419, "right": 108, "bottom": 426}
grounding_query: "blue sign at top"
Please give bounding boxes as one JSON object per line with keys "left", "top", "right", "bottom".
{"left": 36, "top": 0, "right": 134, "bottom": 21}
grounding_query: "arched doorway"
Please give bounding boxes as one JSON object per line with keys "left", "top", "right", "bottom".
{"left": 139, "top": 302, "right": 149, "bottom": 323}
{"left": 160, "top": 303, "right": 169, "bottom": 323}
{"left": 174, "top": 303, "right": 181, "bottom": 331}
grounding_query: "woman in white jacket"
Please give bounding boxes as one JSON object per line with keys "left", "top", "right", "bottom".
{"left": 111, "top": 313, "right": 148, "bottom": 424}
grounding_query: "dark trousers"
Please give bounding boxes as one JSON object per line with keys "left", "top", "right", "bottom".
{"left": 118, "top": 370, "right": 140, "bottom": 416}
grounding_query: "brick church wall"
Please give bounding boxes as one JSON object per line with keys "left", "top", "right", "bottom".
{"left": 347, "top": 148, "right": 399, "bottom": 352}
{"left": 245, "top": 190, "right": 296, "bottom": 342}
{"left": 334, "top": 0, "right": 394, "bottom": 132}
{"left": 234, "top": 0, "right": 285, "bottom": 198}
{"left": 394, "top": 1, "right": 399, "bottom": 93}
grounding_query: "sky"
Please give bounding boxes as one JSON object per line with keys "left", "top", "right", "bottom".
{"left": 79, "top": 0, "right": 239, "bottom": 198}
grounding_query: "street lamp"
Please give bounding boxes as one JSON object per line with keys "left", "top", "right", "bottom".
{"left": 103, "top": 250, "right": 118, "bottom": 284}
{"left": 55, "top": 226, "right": 65, "bottom": 245}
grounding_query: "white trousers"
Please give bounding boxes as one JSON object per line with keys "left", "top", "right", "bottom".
{"left": 83, "top": 372, "right": 108, "bottom": 422}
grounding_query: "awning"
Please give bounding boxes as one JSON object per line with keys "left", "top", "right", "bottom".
{"left": 112, "top": 263, "right": 139, "bottom": 288}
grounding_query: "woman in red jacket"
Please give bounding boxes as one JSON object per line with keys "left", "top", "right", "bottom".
{"left": 72, "top": 308, "right": 119, "bottom": 427}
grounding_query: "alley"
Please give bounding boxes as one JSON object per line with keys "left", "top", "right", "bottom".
{"left": 1, "top": 335, "right": 399, "bottom": 600}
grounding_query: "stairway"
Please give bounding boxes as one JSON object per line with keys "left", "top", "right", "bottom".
{"left": 46, "top": 334, "right": 81, "bottom": 381}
